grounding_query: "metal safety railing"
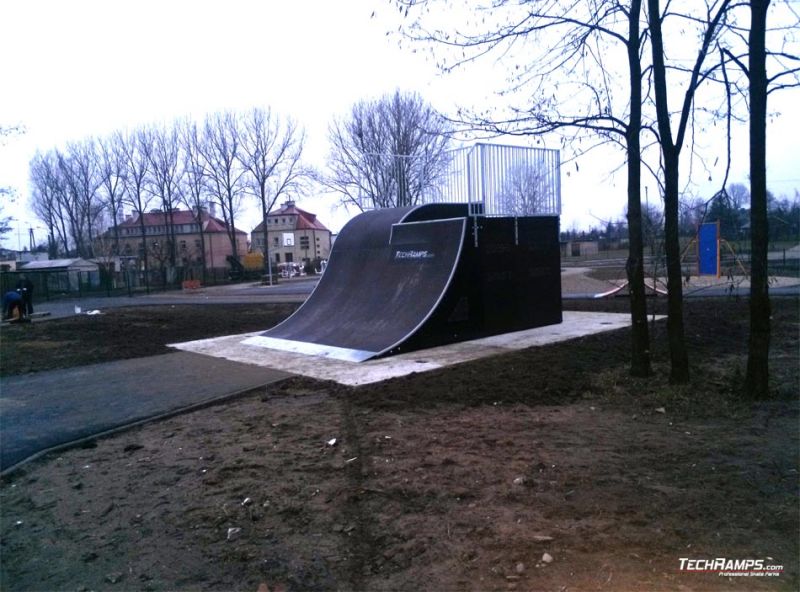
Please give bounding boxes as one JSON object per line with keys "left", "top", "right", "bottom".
{"left": 420, "top": 143, "right": 561, "bottom": 217}
{"left": 352, "top": 143, "right": 561, "bottom": 217}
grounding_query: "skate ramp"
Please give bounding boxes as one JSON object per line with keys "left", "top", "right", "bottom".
{"left": 244, "top": 204, "right": 562, "bottom": 361}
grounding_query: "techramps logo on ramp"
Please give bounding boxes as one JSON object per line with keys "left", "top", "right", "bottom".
{"left": 392, "top": 248, "right": 436, "bottom": 261}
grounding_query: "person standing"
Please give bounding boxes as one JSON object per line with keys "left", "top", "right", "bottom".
{"left": 16, "top": 274, "right": 34, "bottom": 315}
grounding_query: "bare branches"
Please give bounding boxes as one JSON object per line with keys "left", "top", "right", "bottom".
{"left": 322, "top": 90, "right": 452, "bottom": 210}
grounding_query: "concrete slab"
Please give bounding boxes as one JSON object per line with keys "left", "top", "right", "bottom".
{"left": 171, "top": 311, "right": 662, "bottom": 387}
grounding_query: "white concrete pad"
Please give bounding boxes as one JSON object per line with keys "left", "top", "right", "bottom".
{"left": 170, "top": 311, "right": 663, "bottom": 386}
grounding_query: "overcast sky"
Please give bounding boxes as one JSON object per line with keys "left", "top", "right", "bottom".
{"left": 1, "top": 0, "right": 798, "bottom": 250}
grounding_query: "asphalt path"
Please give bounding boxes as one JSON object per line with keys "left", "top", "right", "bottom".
{"left": 0, "top": 352, "right": 290, "bottom": 473}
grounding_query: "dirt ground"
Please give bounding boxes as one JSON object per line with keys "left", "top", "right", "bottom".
{"left": 0, "top": 297, "right": 798, "bottom": 592}
{"left": 0, "top": 304, "right": 299, "bottom": 376}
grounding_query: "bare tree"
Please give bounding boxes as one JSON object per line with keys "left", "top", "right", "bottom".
{"left": 238, "top": 107, "right": 306, "bottom": 281}
{"left": 323, "top": 90, "right": 452, "bottom": 210}
{"left": 148, "top": 123, "right": 185, "bottom": 276}
{"left": 96, "top": 135, "right": 127, "bottom": 255}
{"left": 647, "top": 0, "right": 733, "bottom": 383}
{"left": 55, "top": 139, "right": 104, "bottom": 258}
{"left": 713, "top": 0, "right": 800, "bottom": 398}
{"left": 741, "top": 0, "right": 796, "bottom": 398}
{"left": 29, "top": 151, "right": 69, "bottom": 257}
{"left": 499, "top": 162, "right": 551, "bottom": 216}
{"left": 202, "top": 111, "right": 246, "bottom": 262}
{"left": 118, "top": 128, "right": 154, "bottom": 292}
{"left": 179, "top": 118, "right": 211, "bottom": 281}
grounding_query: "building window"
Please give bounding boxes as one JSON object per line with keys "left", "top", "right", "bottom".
{"left": 273, "top": 236, "right": 279, "bottom": 247}
{"left": 285, "top": 252, "right": 293, "bottom": 263}
{"left": 300, "top": 236, "right": 310, "bottom": 249}
{"left": 275, "top": 253, "right": 280, "bottom": 263}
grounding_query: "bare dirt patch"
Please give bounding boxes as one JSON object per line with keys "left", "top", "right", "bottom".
{"left": 0, "top": 304, "right": 298, "bottom": 376}
{"left": 0, "top": 297, "right": 797, "bottom": 591}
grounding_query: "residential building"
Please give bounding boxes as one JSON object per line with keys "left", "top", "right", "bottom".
{"left": 251, "top": 200, "right": 332, "bottom": 265}
{"left": 108, "top": 209, "right": 248, "bottom": 269}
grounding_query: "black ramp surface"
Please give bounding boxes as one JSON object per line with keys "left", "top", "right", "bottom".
{"left": 259, "top": 207, "right": 466, "bottom": 360}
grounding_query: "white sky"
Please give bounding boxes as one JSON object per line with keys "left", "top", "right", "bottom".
{"left": 1, "top": 0, "right": 798, "bottom": 250}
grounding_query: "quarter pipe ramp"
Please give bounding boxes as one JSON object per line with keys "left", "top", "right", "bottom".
{"left": 244, "top": 204, "right": 562, "bottom": 361}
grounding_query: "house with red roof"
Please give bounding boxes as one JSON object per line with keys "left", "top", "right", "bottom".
{"left": 250, "top": 200, "right": 332, "bottom": 265}
{"left": 109, "top": 208, "right": 248, "bottom": 270}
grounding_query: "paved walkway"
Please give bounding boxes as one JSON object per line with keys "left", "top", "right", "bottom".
{"left": 0, "top": 352, "right": 290, "bottom": 473}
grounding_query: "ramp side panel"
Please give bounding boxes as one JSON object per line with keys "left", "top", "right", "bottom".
{"left": 478, "top": 216, "right": 562, "bottom": 331}
{"left": 263, "top": 214, "right": 466, "bottom": 355}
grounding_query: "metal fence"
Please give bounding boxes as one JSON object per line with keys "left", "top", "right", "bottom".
{"left": 0, "top": 267, "right": 236, "bottom": 302}
{"left": 422, "top": 143, "right": 561, "bottom": 216}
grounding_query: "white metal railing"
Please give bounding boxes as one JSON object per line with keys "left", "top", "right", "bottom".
{"left": 420, "top": 143, "right": 561, "bottom": 216}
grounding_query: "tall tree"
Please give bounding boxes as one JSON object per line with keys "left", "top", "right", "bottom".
{"left": 148, "top": 123, "right": 185, "bottom": 272}
{"left": 717, "top": 0, "right": 798, "bottom": 396}
{"left": 29, "top": 151, "right": 68, "bottom": 256}
{"left": 323, "top": 90, "right": 452, "bottom": 210}
{"left": 646, "top": 0, "right": 731, "bottom": 383}
{"left": 118, "top": 128, "right": 154, "bottom": 292}
{"left": 96, "top": 134, "right": 127, "bottom": 255}
{"left": 179, "top": 118, "right": 211, "bottom": 282}
{"left": 202, "top": 111, "right": 246, "bottom": 262}
{"left": 238, "top": 107, "right": 306, "bottom": 280}
{"left": 745, "top": 0, "right": 771, "bottom": 398}
{"left": 54, "top": 150, "right": 87, "bottom": 257}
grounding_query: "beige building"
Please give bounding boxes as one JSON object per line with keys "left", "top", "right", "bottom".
{"left": 111, "top": 209, "right": 248, "bottom": 269}
{"left": 251, "top": 201, "right": 332, "bottom": 265}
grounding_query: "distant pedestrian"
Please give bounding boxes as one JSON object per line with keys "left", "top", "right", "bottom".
{"left": 3, "top": 290, "right": 25, "bottom": 321}
{"left": 16, "top": 274, "right": 34, "bottom": 315}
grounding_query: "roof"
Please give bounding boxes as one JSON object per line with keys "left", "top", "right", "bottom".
{"left": 20, "top": 258, "right": 99, "bottom": 270}
{"left": 252, "top": 202, "right": 330, "bottom": 233}
{"left": 117, "top": 210, "right": 247, "bottom": 235}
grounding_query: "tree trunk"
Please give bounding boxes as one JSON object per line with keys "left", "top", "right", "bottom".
{"left": 745, "top": 0, "right": 771, "bottom": 398}
{"left": 625, "top": 0, "right": 651, "bottom": 377}
{"left": 137, "top": 216, "right": 151, "bottom": 294}
{"left": 663, "top": 154, "right": 689, "bottom": 383}
{"left": 647, "top": 0, "right": 690, "bottom": 383}
{"left": 261, "top": 199, "right": 272, "bottom": 284}
{"left": 225, "top": 194, "right": 240, "bottom": 263}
